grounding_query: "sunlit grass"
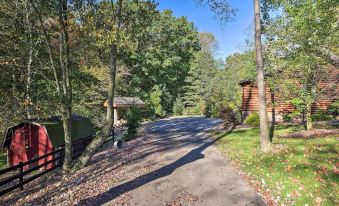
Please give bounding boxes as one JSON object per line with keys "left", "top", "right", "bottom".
{"left": 215, "top": 126, "right": 339, "bottom": 205}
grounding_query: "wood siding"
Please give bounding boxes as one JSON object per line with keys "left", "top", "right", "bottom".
{"left": 241, "top": 69, "right": 339, "bottom": 114}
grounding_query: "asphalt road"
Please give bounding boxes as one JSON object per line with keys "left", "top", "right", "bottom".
{"left": 103, "top": 116, "right": 266, "bottom": 206}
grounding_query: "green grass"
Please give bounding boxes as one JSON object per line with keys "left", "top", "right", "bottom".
{"left": 214, "top": 126, "right": 339, "bottom": 205}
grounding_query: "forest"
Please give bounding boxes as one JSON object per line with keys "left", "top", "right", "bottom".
{"left": 0, "top": 0, "right": 338, "bottom": 171}
{"left": 0, "top": 0, "right": 338, "bottom": 205}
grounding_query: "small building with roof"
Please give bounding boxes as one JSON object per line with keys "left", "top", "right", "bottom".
{"left": 103, "top": 97, "right": 145, "bottom": 124}
{"left": 1, "top": 115, "right": 95, "bottom": 169}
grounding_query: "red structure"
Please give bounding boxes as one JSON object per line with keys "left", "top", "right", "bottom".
{"left": 4, "top": 123, "right": 54, "bottom": 170}
{"left": 1, "top": 115, "right": 95, "bottom": 169}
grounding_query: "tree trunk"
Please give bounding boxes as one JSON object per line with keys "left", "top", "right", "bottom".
{"left": 26, "top": 48, "right": 33, "bottom": 119}
{"left": 12, "top": 68, "right": 17, "bottom": 116}
{"left": 58, "top": 0, "right": 73, "bottom": 171}
{"left": 72, "top": 0, "right": 123, "bottom": 171}
{"left": 253, "top": 0, "right": 271, "bottom": 153}
{"left": 305, "top": 101, "right": 313, "bottom": 130}
{"left": 25, "top": 0, "right": 33, "bottom": 119}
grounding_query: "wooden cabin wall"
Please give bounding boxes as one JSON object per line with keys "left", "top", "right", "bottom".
{"left": 241, "top": 68, "right": 338, "bottom": 122}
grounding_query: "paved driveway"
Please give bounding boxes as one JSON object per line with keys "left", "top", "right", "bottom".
{"left": 102, "top": 117, "right": 265, "bottom": 205}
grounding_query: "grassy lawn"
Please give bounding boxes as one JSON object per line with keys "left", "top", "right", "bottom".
{"left": 214, "top": 126, "right": 338, "bottom": 205}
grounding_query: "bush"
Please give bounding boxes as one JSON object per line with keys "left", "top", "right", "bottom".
{"left": 193, "top": 100, "right": 205, "bottom": 116}
{"left": 149, "top": 86, "right": 166, "bottom": 118}
{"left": 173, "top": 98, "right": 184, "bottom": 116}
{"left": 244, "top": 112, "right": 260, "bottom": 126}
{"left": 210, "top": 105, "right": 219, "bottom": 118}
{"left": 204, "top": 102, "right": 219, "bottom": 118}
{"left": 328, "top": 101, "right": 339, "bottom": 116}
{"left": 204, "top": 103, "right": 212, "bottom": 117}
{"left": 124, "top": 107, "right": 142, "bottom": 141}
{"left": 282, "top": 112, "right": 300, "bottom": 123}
{"left": 283, "top": 114, "right": 293, "bottom": 123}
{"left": 311, "top": 111, "right": 335, "bottom": 122}
{"left": 219, "top": 106, "right": 240, "bottom": 127}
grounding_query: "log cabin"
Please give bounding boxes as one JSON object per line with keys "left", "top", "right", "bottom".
{"left": 240, "top": 68, "right": 339, "bottom": 122}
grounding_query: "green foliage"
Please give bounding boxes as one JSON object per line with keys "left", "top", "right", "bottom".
{"left": 204, "top": 102, "right": 213, "bottom": 117}
{"left": 287, "top": 97, "right": 310, "bottom": 123}
{"left": 264, "top": 0, "right": 338, "bottom": 130}
{"left": 183, "top": 33, "right": 255, "bottom": 118}
{"left": 282, "top": 112, "right": 300, "bottom": 123}
{"left": 210, "top": 104, "right": 220, "bottom": 118}
{"left": 126, "top": 10, "right": 199, "bottom": 114}
{"left": 218, "top": 106, "right": 240, "bottom": 127}
{"left": 311, "top": 111, "right": 335, "bottom": 122}
{"left": 124, "top": 106, "right": 142, "bottom": 141}
{"left": 195, "top": 100, "right": 206, "bottom": 115}
{"left": 149, "top": 86, "right": 166, "bottom": 118}
{"left": 215, "top": 126, "right": 338, "bottom": 205}
{"left": 0, "top": 0, "right": 202, "bottom": 141}
{"left": 290, "top": 98, "right": 306, "bottom": 113}
{"left": 173, "top": 98, "right": 184, "bottom": 116}
{"left": 244, "top": 112, "right": 260, "bottom": 126}
{"left": 282, "top": 114, "right": 292, "bottom": 123}
{"left": 328, "top": 101, "right": 339, "bottom": 116}
{"left": 183, "top": 33, "right": 219, "bottom": 112}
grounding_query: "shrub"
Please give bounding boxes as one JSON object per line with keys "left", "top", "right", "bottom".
{"left": 205, "top": 102, "right": 219, "bottom": 118}
{"left": 282, "top": 112, "right": 300, "bottom": 123}
{"left": 210, "top": 105, "right": 219, "bottom": 118}
{"left": 149, "top": 86, "right": 166, "bottom": 118}
{"left": 328, "top": 101, "right": 339, "bottom": 116}
{"left": 173, "top": 98, "right": 184, "bottom": 116}
{"left": 124, "top": 106, "right": 142, "bottom": 141}
{"left": 283, "top": 114, "right": 293, "bottom": 123}
{"left": 193, "top": 100, "right": 205, "bottom": 116}
{"left": 219, "top": 106, "right": 240, "bottom": 127}
{"left": 311, "top": 111, "right": 335, "bottom": 122}
{"left": 204, "top": 103, "right": 212, "bottom": 117}
{"left": 244, "top": 112, "right": 260, "bottom": 126}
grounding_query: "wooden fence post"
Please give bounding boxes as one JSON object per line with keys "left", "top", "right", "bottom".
{"left": 19, "top": 162, "right": 23, "bottom": 191}
{"left": 59, "top": 149, "right": 64, "bottom": 168}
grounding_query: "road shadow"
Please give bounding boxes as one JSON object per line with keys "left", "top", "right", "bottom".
{"left": 0, "top": 117, "right": 225, "bottom": 205}
{"left": 78, "top": 123, "right": 234, "bottom": 205}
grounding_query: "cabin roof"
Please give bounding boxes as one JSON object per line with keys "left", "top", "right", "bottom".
{"left": 239, "top": 80, "right": 254, "bottom": 86}
{"left": 1, "top": 114, "right": 95, "bottom": 148}
{"left": 104, "top": 97, "right": 145, "bottom": 108}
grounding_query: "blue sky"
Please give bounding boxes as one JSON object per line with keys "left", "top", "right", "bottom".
{"left": 157, "top": 0, "right": 254, "bottom": 59}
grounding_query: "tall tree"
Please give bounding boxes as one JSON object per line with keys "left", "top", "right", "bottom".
{"left": 24, "top": 0, "right": 35, "bottom": 119}
{"left": 29, "top": 0, "right": 76, "bottom": 170}
{"left": 72, "top": 0, "right": 124, "bottom": 170}
{"left": 253, "top": 0, "right": 271, "bottom": 152}
{"left": 196, "top": 0, "right": 271, "bottom": 151}
{"left": 57, "top": 0, "right": 73, "bottom": 171}
{"left": 125, "top": 9, "right": 200, "bottom": 114}
{"left": 223, "top": 51, "right": 257, "bottom": 109}
{"left": 264, "top": 0, "right": 338, "bottom": 130}
{"left": 183, "top": 32, "right": 219, "bottom": 115}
